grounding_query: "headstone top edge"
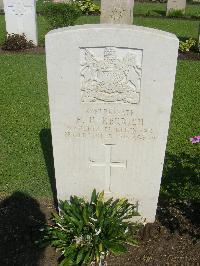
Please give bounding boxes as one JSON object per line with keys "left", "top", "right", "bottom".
{"left": 45, "top": 24, "right": 179, "bottom": 42}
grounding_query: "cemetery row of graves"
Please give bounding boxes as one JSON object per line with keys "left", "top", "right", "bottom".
{"left": 0, "top": 0, "right": 200, "bottom": 265}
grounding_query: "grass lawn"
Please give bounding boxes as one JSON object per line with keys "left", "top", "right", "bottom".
{"left": 0, "top": 55, "right": 52, "bottom": 197}
{"left": 76, "top": 16, "right": 199, "bottom": 40}
{"left": 134, "top": 2, "right": 200, "bottom": 17}
{"left": 0, "top": 55, "right": 199, "bottom": 200}
{"left": 135, "top": 17, "right": 199, "bottom": 39}
{"left": 161, "top": 60, "right": 200, "bottom": 200}
{"left": 0, "top": 15, "right": 5, "bottom": 44}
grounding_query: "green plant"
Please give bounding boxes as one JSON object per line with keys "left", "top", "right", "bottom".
{"left": 2, "top": 33, "right": 35, "bottom": 51}
{"left": 167, "top": 9, "right": 184, "bottom": 17}
{"left": 145, "top": 10, "right": 152, "bottom": 17}
{"left": 43, "top": 190, "right": 140, "bottom": 265}
{"left": 73, "top": 0, "right": 100, "bottom": 15}
{"left": 42, "top": 2, "right": 81, "bottom": 29}
{"left": 36, "top": 0, "right": 46, "bottom": 14}
{"left": 179, "top": 38, "right": 196, "bottom": 52}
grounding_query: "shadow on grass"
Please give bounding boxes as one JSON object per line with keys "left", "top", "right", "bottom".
{"left": 161, "top": 152, "right": 199, "bottom": 200}
{"left": 0, "top": 192, "right": 46, "bottom": 265}
{"left": 40, "top": 128, "right": 58, "bottom": 207}
{"left": 157, "top": 152, "right": 200, "bottom": 239}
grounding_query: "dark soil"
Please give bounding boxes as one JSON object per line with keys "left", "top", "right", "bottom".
{"left": 108, "top": 200, "right": 200, "bottom": 266}
{"left": 178, "top": 51, "right": 200, "bottom": 61}
{"left": 0, "top": 45, "right": 45, "bottom": 55}
{"left": 0, "top": 192, "right": 199, "bottom": 266}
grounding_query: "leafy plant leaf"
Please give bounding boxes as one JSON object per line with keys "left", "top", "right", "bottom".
{"left": 43, "top": 189, "right": 140, "bottom": 265}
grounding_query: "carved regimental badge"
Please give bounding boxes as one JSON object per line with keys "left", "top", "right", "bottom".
{"left": 80, "top": 47, "right": 142, "bottom": 104}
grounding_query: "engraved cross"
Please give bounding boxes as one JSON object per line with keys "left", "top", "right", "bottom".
{"left": 89, "top": 144, "right": 127, "bottom": 193}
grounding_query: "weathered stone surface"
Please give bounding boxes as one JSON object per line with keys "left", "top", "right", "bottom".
{"left": 0, "top": 0, "right": 4, "bottom": 11}
{"left": 46, "top": 25, "right": 179, "bottom": 223}
{"left": 101, "top": 0, "right": 134, "bottom": 24}
{"left": 3, "top": 0, "right": 37, "bottom": 45}
{"left": 167, "top": 0, "right": 186, "bottom": 15}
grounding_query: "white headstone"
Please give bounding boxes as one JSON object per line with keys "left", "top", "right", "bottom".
{"left": 167, "top": 0, "right": 186, "bottom": 15}
{"left": 101, "top": 0, "right": 134, "bottom": 24}
{"left": 46, "top": 25, "right": 179, "bottom": 223}
{"left": 3, "top": 0, "right": 37, "bottom": 45}
{"left": 0, "top": 0, "right": 4, "bottom": 11}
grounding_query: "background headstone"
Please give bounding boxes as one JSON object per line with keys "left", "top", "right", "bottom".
{"left": 3, "top": 0, "right": 38, "bottom": 45}
{"left": 0, "top": 0, "right": 4, "bottom": 11}
{"left": 167, "top": 0, "right": 186, "bottom": 15}
{"left": 46, "top": 25, "right": 179, "bottom": 223}
{"left": 101, "top": 0, "right": 134, "bottom": 24}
